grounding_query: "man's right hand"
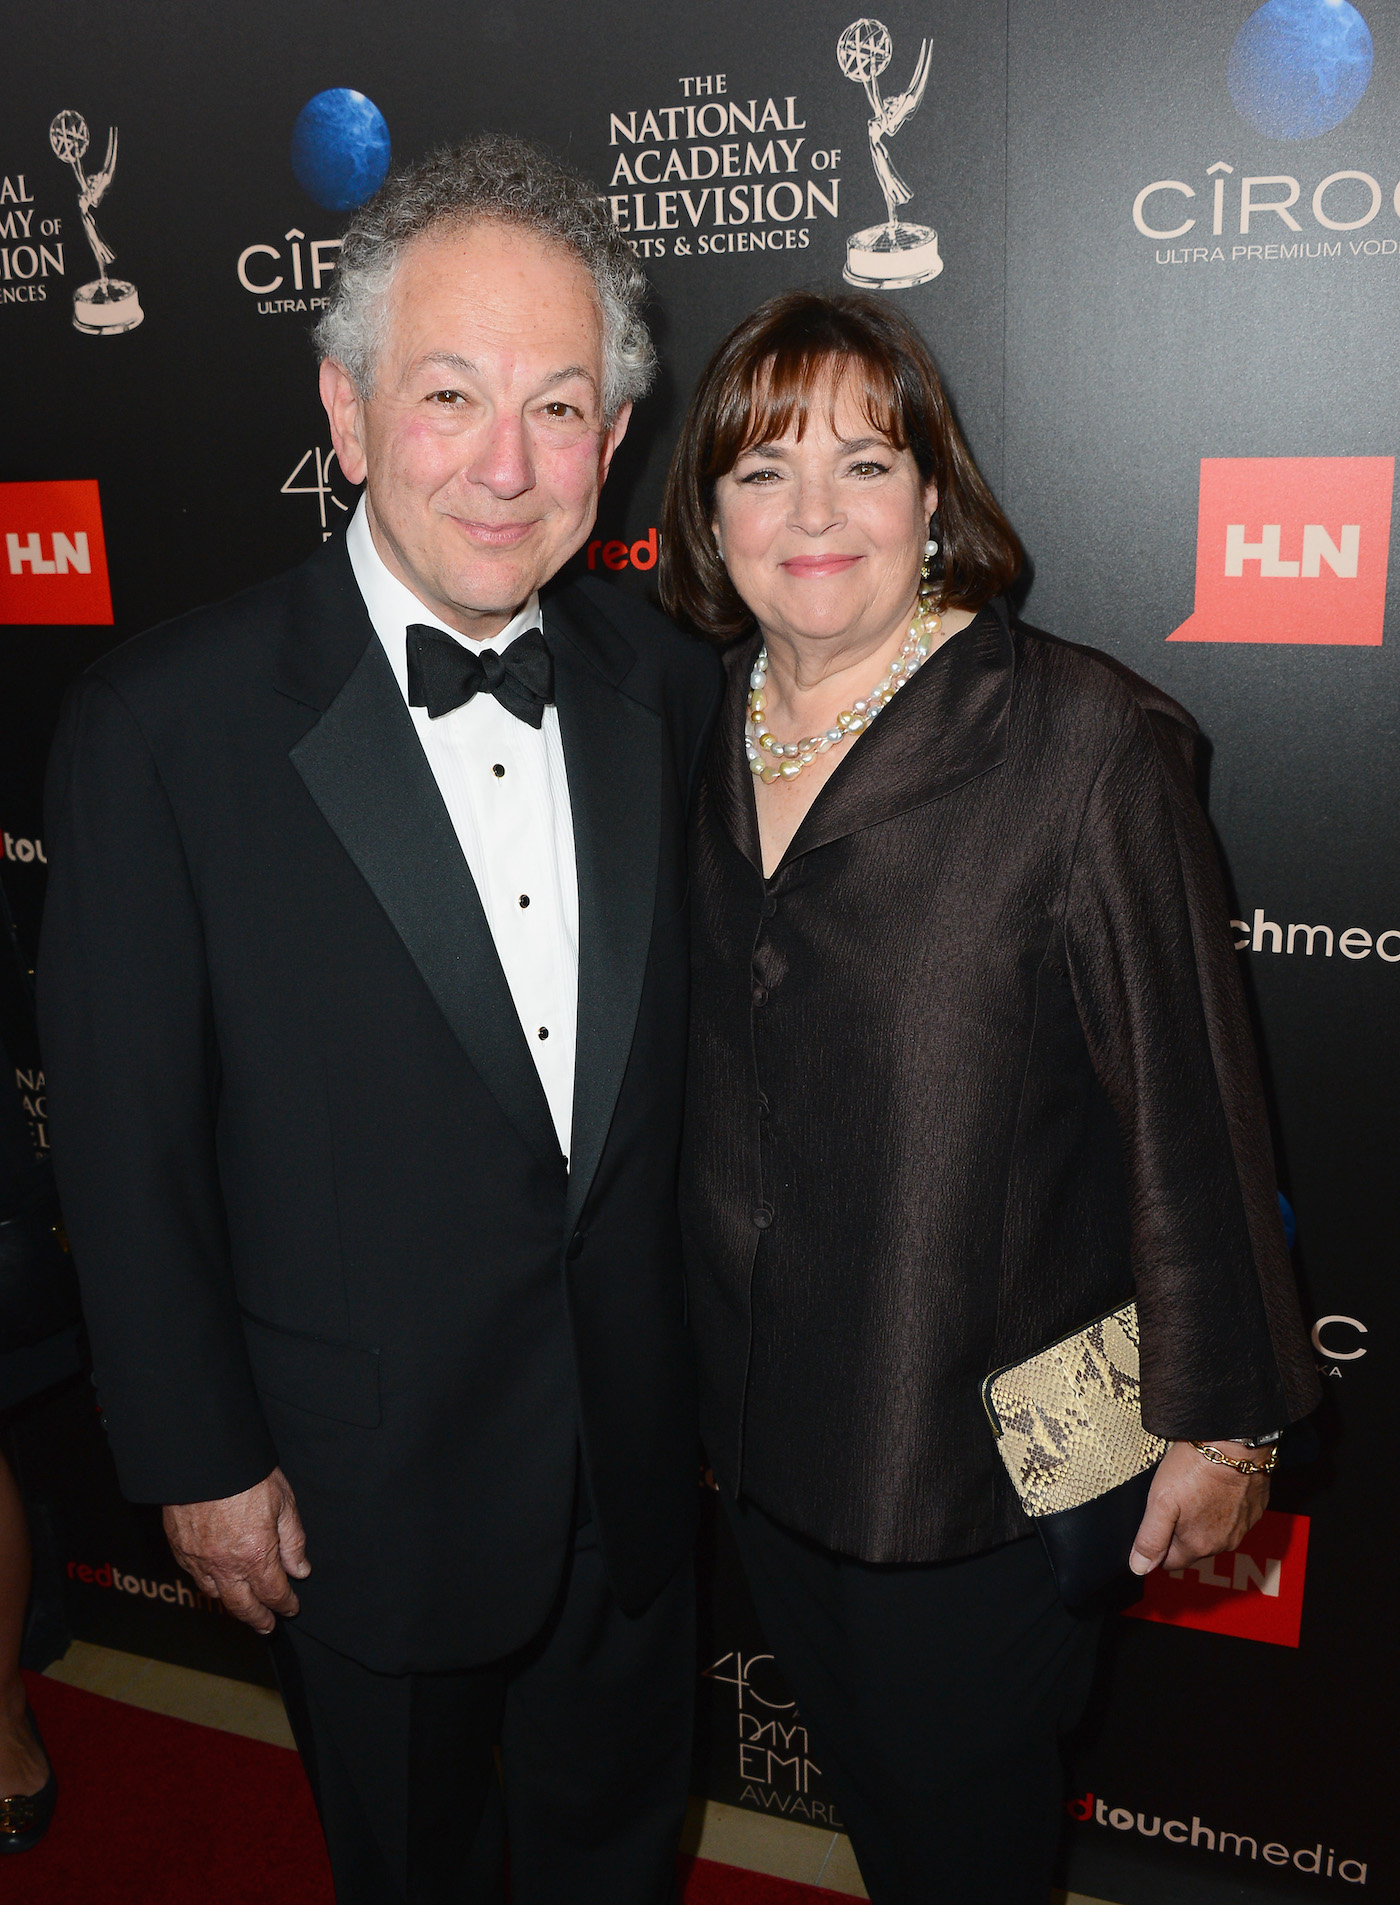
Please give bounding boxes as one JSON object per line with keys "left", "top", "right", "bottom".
{"left": 163, "top": 1467, "right": 310, "bottom": 1635}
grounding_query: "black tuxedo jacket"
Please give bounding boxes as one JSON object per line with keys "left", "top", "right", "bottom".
{"left": 38, "top": 536, "right": 722, "bottom": 1673}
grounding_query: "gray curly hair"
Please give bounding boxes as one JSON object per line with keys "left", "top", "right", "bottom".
{"left": 314, "top": 132, "right": 655, "bottom": 421}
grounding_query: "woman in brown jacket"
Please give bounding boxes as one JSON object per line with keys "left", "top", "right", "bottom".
{"left": 661, "top": 292, "right": 1319, "bottom": 1904}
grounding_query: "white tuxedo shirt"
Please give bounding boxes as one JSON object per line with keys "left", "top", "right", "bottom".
{"left": 346, "top": 498, "right": 578, "bottom": 1159}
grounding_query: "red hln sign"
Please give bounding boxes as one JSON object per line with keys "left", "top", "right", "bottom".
{"left": 1169, "top": 457, "right": 1392, "bottom": 645}
{"left": 0, "top": 477, "right": 113, "bottom": 625}
{"left": 1122, "top": 1509, "right": 1309, "bottom": 1648}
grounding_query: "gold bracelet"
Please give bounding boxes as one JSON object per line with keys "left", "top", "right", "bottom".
{"left": 1190, "top": 1440, "right": 1278, "bottom": 1476}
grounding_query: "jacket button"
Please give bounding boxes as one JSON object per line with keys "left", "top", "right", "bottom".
{"left": 757, "top": 1092, "right": 771, "bottom": 1118}
{"left": 566, "top": 1229, "right": 586, "bottom": 1261}
{"left": 753, "top": 1205, "right": 773, "bottom": 1230}
{"left": 751, "top": 984, "right": 768, "bottom": 1006}
{"left": 761, "top": 898, "right": 777, "bottom": 920}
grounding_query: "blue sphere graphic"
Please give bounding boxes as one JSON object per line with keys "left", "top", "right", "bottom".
{"left": 1228, "top": 0, "right": 1373, "bottom": 140}
{"left": 291, "top": 89, "right": 391, "bottom": 212}
{"left": 1278, "top": 1191, "right": 1297, "bottom": 1249}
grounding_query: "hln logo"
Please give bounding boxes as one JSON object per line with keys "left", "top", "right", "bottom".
{"left": 0, "top": 478, "right": 112, "bottom": 624}
{"left": 1122, "top": 1510, "right": 1309, "bottom": 1647}
{"left": 1223, "top": 523, "right": 1358, "bottom": 578}
{"left": 1169, "top": 457, "right": 1392, "bottom": 645}
{"left": 7, "top": 530, "right": 92, "bottom": 574}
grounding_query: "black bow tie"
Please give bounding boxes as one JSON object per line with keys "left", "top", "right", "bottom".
{"left": 405, "top": 624, "right": 554, "bottom": 728}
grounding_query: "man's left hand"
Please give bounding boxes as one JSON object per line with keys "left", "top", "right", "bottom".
{"left": 1128, "top": 1440, "right": 1270, "bottom": 1576}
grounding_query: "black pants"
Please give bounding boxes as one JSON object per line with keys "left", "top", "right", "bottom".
{"left": 271, "top": 1513, "right": 694, "bottom": 1905}
{"left": 725, "top": 1499, "right": 1099, "bottom": 1905}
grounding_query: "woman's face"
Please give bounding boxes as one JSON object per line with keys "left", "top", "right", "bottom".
{"left": 711, "top": 374, "right": 938, "bottom": 654}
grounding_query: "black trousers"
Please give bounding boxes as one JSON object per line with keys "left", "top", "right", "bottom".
{"left": 271, "top": 1512, "right": 694, "bottom": 1905}
{"left": 725, "top": 1499, "right": 1099, "bottom": 1905}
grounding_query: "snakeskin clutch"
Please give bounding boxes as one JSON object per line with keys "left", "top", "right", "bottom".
{"left": 982, "top": 1300, "right": 1168, "bottom": 1607}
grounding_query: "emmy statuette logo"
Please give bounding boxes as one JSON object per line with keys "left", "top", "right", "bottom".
{"left": 837, "top": 19, "right": 942, "bottom": 288}
{"left": 48, "top": 110, "right": 143, "bottom": 335}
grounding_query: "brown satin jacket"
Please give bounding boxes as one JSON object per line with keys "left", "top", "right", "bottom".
{"left": 681, "top": 598, "right": 1320, "bottom": 1564}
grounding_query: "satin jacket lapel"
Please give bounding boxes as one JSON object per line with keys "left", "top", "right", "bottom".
{"left": 546, "top": 593, "right": 661, "bottom": 1231}
{"left": 287, "top": 593, "right": 561, "bottom": 1174}
{"left": 710, "top": 601, "right": 1015, "bottom": 874}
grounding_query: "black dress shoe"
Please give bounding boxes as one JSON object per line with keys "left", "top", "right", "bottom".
{"left": 0, "top": 1707, "right": 56, "bottom": 1854}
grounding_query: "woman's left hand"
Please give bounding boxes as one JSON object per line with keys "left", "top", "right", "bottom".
{"left": 1128, "top": 1440, "right": 1271, "bottom": 1576}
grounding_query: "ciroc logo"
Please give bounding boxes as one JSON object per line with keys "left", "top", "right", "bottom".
{"left": 1229, "top": 0, "right": 1373, "bottom": 142}
{"left": 237, "top": 89, "right": 389, "bottom": 317}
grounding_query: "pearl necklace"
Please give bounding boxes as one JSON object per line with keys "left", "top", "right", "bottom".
{"left": 745, "top": 589, "right": 943, "bottom": 784}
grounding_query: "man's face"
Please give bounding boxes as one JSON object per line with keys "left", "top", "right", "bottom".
{"left": 321, "top": 221, "right": 631, "bottom": 640}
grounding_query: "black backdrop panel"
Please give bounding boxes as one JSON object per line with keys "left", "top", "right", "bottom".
{"left": 3, "top": 4, "right": 1394, "bottom": 1897}
{"left": 1004, "top": 11, "right": 1395, "bottom": 1890}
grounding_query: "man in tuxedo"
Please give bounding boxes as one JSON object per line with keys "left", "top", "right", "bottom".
{"left": 38, "top": 134, "right": 720, "bottom": 1903}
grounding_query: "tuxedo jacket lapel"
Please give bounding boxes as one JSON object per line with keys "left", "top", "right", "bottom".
{"left": 546, "top": 591, "right": 661, "bottom": 1232}
{"left": 284, "top": 570, "right": 561, "bottom": 1175}
{"left": 276, "top": 540, "right": 661, "bottom": 1210}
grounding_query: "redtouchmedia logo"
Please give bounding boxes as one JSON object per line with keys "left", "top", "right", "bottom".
{"left": 1169, "top": 457, "right": 1392, "bottom": 645}
{"left": 1122, "top": 1509, "right": 1309, "bottom": 1647}
{"left": 0, "top": 478, "right": 112, "bottom": 624}
{"left": 1067, "top": 1788, "right": 1368, "bottom": 1884}
{"left": 585, "top": 526, "right": 658, "bottom": 573}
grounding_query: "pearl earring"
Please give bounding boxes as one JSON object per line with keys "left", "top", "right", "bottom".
{"left": 920, "top": 510, "right": 941, "bottom": 595}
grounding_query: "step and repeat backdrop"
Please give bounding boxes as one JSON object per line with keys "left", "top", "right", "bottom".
{"left": 2, "top": 2, "right": 1394, "bottom": 1897}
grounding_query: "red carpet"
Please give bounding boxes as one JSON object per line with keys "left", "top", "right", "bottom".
{"left": 681, "top": 1859, "right": 847, "bottom": 1904}
{"left": 19, "top": 1671, "right": 846, "bottom": 1902}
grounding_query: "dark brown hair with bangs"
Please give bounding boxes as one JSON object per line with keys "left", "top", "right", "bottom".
{"left": 659, "top": 290, "right": 1022, "bottom": 643}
